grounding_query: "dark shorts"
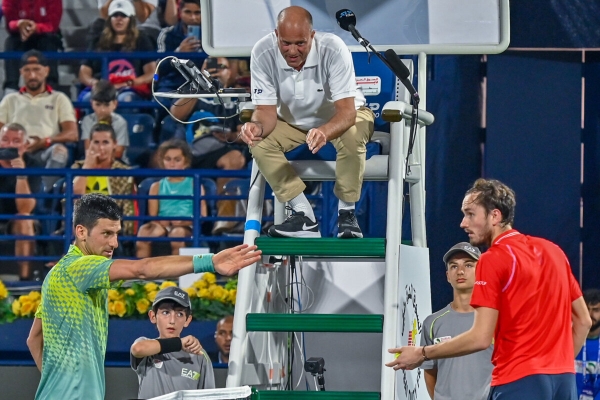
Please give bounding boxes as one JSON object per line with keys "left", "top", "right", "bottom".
{"left": 192, "top": 145, "right": 250, "bottom": 170}
{"left": 488, "top": 373, "right": 576, "bottom": 400}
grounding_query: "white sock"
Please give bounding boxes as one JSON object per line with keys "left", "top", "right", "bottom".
{"left": 288, "top": 193, "right": 316, "bottom": 222}
{"left": 338, "top": 200, "right": 355, "bottom": 213}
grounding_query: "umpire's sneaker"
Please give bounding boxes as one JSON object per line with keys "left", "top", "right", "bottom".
{"left": 337, "top": 209, "right": 363, "bottom": 238}
{"left": 268, "top": 209, "right": 321, "bottom": 238}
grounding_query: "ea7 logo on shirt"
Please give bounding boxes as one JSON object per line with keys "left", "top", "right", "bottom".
{"left": 474, "top": 281, "right": 487, "bottom": 285}
{"left": 181, "top": 368, "right": 200, "bottom": 381}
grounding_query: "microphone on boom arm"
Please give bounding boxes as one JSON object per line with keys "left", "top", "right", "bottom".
{"left": 335, "top": 9, "right": 368, "bottom": 48}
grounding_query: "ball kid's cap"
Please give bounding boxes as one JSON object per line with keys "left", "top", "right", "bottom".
{"left": 443, "top": 242, "right": 481, "bottom": 264}
{"left": 152, "top": 286, "right": 192, "bottom": 309}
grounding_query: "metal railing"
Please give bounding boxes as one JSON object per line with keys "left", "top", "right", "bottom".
{"left": 0, "top": 167, "right": 331, "bottom": 264}
{"left": 0, "top": 167, "right": 251, "bottom": 262}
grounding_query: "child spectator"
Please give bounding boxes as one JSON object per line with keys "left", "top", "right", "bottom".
{"left": 80, "top": 80, "right": 130, "bottom": 163}
{"left": 130, "top": 286, "right": 215, "bottom": 398}
{"left": 136, "top": 139, "right": 206, "bottom": 257}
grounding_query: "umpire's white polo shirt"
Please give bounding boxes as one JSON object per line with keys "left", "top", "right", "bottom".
{"left": 250, "top": 31, "right": 366, "bottom": 131}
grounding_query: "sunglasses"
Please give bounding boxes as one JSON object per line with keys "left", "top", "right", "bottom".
{"left": 111, "top": 12, "right": 129, "bottom": 19}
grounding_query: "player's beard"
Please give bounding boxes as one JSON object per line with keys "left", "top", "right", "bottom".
{"left": 591, "top": 319, "right": 600, "bottom": 333}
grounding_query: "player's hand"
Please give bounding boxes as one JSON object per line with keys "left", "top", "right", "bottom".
{"left": 240, "top": 122, "right": 263, "bottom": 147}
{"left": 212, "top": 244, "right": 262, "bottom": 276}
{"left": 306, "top": 128, "right": 327, "bottom": 154}
{"left": 385, "top": 346, "right": 424, "bottom": 371}
{"left": 181, "top": 335, "right": 204, "bottom": 355}
{"left": 178, "top": 36, "right": 200, "bottom": 52}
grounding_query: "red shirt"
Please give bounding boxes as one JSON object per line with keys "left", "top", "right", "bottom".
{"left": 3, "top": 0, "right": 62, "bottom": 34}
{"left": 470, "top": 229, "right": 582, "bottom": 386}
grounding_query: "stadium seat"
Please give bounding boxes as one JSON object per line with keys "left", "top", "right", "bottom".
{"left": 121, "top": 113, "right": 156, "bottom": 167}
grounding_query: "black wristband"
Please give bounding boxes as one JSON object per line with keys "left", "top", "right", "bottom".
{"left": 156, "top": 337, "right": 182, "bottom": 354}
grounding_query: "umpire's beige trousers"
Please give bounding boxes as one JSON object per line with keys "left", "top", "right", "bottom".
{"left": 250, "top": 107, "right": 375, "bottom": 203}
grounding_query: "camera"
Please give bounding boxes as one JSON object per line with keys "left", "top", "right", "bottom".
{"left": 304, "top": 357, "right": 325, "bottom": 375}
{"left": 0, "top": 147, "right": 19, "bottom": 160}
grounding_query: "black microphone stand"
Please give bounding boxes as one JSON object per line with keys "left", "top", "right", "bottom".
{"left": 354, "top": 37, "right": 420, "bottom": 107}
{"left": 353, "top": 35, "right": 420, "bottom": 173}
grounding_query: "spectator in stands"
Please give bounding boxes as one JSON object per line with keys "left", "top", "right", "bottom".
{"left": 576, "top": 288, "right": 600, "bottom": 399}
{"left": 160, "top": 0, "right": 182, "bottom": 27}
{"left": 420, "top": 242, "right": 493, "bottom": 400}
{"left": 0, "top": 50, "right": 77, "bottom": 189}
{"left": 170, "top": 57, "right": 249, "bottom": 235}
{"left": 2, "top": 0, "right": 63, "bottom": 92}
{"left": 0, "top": 123, "right": 42, "bottom": 280}
{"left": 136, "top": 139, "right": 207, "bottom": 258}
{"left": 156, "top": 0, "right": 204, "bottom": 93}
{"left": 71, "top": 123, "right": 137, "bottom": 237}
{"left": 80, "top": 80, "right": 130, "bottom": 163}
{"left": 92, "top": 0, "right": 161, "bottom": 45}
{"left": 79, "top": 0, "right": 157, "bottom": 103}
{"left": 239, "top": 6, "right": 375, "bottom": 239}
{"left": 131, "top": 286, "right": 215, "bottom": 398}
{"left": 209, "top": 315, "right": 233, "bottom": 364}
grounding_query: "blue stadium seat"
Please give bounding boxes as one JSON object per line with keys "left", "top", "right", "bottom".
{"left": 121, "top": 113, "right": 156, "bottom": 166}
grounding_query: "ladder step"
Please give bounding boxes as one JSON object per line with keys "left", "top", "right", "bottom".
{"left": 253, "top": 391, "right": 380, "bottom": 400}
{"left": 255, "top": 237, "right": 385, "bottom": 257}
{"left": 246, "top": 314, "right": 383, "bottom": 333}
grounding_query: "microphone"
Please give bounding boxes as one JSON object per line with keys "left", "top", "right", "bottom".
{"left": 384, "top": 49, "right": 419, "bottom": 101}
{"left": 335, "top": 9, "right": 368, "bottom": 47}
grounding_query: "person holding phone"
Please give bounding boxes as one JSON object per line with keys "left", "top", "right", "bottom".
{"left": 156, "top": 0, "right": 205, "bottom": 93}
{"left": 0, "top": 123, "right": 43, "bottom": 280}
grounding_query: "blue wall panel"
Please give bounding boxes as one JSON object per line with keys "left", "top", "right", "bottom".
{"left": 582, "top": 52, "right": 600, "bottom": 289}
{"left": 486, "top": 52, "right": 581, "bottom": 270}
{"left": 424, "top": 55, "right": 482, "bottom": 311}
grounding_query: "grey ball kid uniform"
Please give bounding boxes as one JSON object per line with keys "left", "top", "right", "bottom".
{"left": 420, "top": 304, "right": 494, "bottom": 400}
{"left": 131, "top": 337, "right": 215, "bottom": 399}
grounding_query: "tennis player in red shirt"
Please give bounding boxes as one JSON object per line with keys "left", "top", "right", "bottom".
{"left": 387, "top": 178, "right": 592, "bottom": 399}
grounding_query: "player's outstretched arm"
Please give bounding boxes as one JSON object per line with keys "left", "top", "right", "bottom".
{"left": 109, "top": 244, "right": 261, "bottom": 282}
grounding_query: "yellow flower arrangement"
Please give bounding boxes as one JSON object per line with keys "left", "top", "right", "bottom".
{"left": 0, "top": 274, "right": 238, "bottom": 323}
{"left": 0, "top": 280, "right": 8, "bottom": 301}
{"left": 11, "top": 291, "right": 42, "bottom": 318}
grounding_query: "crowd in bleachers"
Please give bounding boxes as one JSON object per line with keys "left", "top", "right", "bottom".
{"left": 0, "top": 0, "right": 255, "bottom": 280}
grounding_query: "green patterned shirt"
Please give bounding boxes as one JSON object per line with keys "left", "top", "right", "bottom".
{"left": 35, "top": 245, "right": 114, "bottom": 400}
